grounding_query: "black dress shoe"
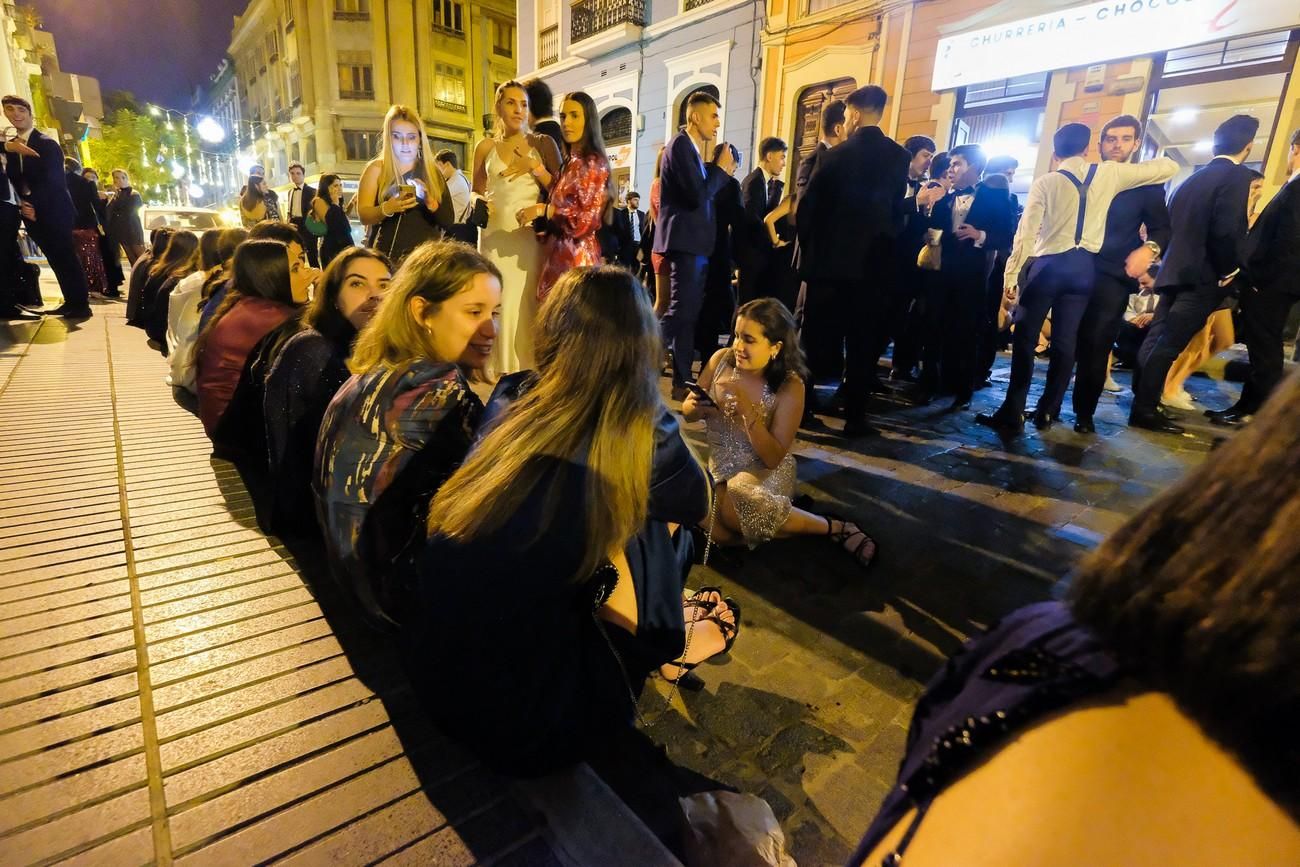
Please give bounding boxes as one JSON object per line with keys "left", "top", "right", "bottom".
{"left": 51, "top": 306, "right": 93, "bottom": 319}
{"left": 1210, "top": 410, "right": 1253, "bottom": 428}
{"left": 944, "top": 396, "right": 971, "bottom": 413}
{"left": 842, "top": 416, "right": 879, "bottom": 437}
{"left": 1203, "top": 405, "right": 1237, "bottom": 419}
{"left": 1128, "top": 410, "right": 1185, "bottom": 434}
{"left": 1030, "top": 408, "right": 1057, "bottom": 430}
{"left": 102, "top": 288, "right": 122, "bottom": 298}
{"left": 975, "top": 412, "right": 1023, "bottom": 437}
{"left": 1073, "top": 417, "right": 1096, "bottom": 434}
{"left": 0, "top": 306, "right": 43, "bottom": 321}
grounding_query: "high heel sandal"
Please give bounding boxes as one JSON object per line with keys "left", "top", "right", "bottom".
{"left": 660, "top": 600, "right": 742, "bottom": 678}
{"left": 825, "top": 513, "right": 878, "bottom": 571}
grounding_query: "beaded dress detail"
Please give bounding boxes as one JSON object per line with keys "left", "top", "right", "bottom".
{"left": 704, "top": 355, "right": 795, "bottom": 547}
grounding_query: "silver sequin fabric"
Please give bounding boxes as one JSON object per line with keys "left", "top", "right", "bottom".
{"left": 705, "top": 358, "right": 796, "bottom": 547}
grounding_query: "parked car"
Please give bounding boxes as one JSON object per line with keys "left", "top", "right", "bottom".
{"left": 141, "top": 206, "right": 227, "bottom": 238}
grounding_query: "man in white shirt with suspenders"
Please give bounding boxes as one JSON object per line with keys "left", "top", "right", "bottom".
{"left": 976, "top": 123, "right": 1177, "bottom": 437}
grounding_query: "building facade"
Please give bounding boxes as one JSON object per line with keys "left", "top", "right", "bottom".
{"left": 514, "top": 0, "right": 764, "bottom": 200}
{"left": 1, "top": 4, "right": 103, "bottom": 163}
{"left": 225, "top": 0, "right": 517, "bottom": 188}
{"left": 759, "top": 0, "right": 1300, "bottom": 198}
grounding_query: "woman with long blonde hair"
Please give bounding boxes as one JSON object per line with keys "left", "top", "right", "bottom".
{"left": 357, "top": 104, "right": 453, "bottom": 264}
{"left": 471, "top": 80, "right": 562, "bottom": 374}
{"left": 415, "top": 266, "right": 738, "bottom": 778}
{"left": 313, "top": 241, "right": 500, "bottom": 625}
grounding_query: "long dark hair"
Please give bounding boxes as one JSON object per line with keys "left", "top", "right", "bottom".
{"left": 241, "top": 174, "right": 266, "bottom": 211}
{"left": 733, "top": 298, "right": 808, "bottom": 391}
{"left": 148, "top": 230, "right": 199, "bottom": 280}
{"left": 560, "top": 91, "right": 606, "bottom": 161}
{"left": 1069, "top": 368, "right": 1300, "bottom": 814}
{"left": 196, "top": 229, "right": 224, "bottom": 272}
{"left": 318, "top": 173, "right": 342, "bottom": 207}
{"left": 193, "top": 239, "right": 296, "bottom": 364}
{"left": 305, "top": 247, "right": 392, "bottom": 347}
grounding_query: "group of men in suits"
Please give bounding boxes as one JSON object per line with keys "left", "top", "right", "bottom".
{"left": 3, "top": 94, "right": 91, "bottom": 320}
{"left": 647, "top": 79, "right": 1297, "bottom": 438}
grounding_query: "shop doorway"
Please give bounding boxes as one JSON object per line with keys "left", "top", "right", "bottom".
{"left": 1143, "top": 30, "right": 1296, "bottom": 191}
{"left": 601, "top": 107, "right": 634, "bottom": 202}
{"left": 950, "top": 73, "right": 1048, "bottom": 197}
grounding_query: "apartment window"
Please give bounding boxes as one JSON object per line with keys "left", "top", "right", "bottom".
{"left": 433, "top": 0, "right": 464, "bottom": 34}
{"left": 337, "top": 51, "right": 374, "bottom": 100}
{"left": 288, "top": 61, "right": 301, "bottom": 106}
{"left": 491, "top": 18, "right": 514, "bottom": 58}
{"left": 265, "top": 30, "right": 279, "bottom": 63}
{"left": 343, "top": 129, "right": 381, "bottom": 161}
{"left": 334, "top": 0, "right": 370, "bottom": 20}
{"left": 435, "top": 62, "right": 467, "bottom": 112}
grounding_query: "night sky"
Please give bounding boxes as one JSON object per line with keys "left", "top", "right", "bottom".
{"left": 29, "top": 0, "right": 251, "bottom": 110}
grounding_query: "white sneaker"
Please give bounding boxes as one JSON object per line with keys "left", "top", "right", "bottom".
{"left": 1103, "top": 377, "right": 1123, "bottom": 393}
{"left": 1162, "top": 392, "right": 1196, "bottom": 411}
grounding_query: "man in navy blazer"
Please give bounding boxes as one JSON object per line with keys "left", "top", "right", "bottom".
{"left": 3, "top": 95, "right": 90, "bottom": 318}
{"left": 653, "top": 90, "right": 736, "bottom": 397}
{"left": 1210, "top": 127, "right": 1300, "bottom": 426}
{"left": 1130, "top": 114, "right": 1258, "bottom": 433}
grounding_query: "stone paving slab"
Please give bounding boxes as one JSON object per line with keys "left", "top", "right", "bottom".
{"left": 0, "top": 303, "right": 586, "bottom": 866}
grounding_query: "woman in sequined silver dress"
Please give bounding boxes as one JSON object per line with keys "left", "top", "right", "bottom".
{"left": 681, "top": 299, "right": 877, "bottom": 567}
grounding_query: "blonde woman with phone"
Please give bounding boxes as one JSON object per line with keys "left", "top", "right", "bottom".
{"left": 358, "top": 104, "right": 454, "bottom": 264}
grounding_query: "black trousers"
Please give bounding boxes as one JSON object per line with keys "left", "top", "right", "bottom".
{"left": 803, "top": 277, "right": 877, "bottom": 417}
{"left": 926, "top": 261, "right": 990, "bottom": 402}
{"left": 1114, "top": 322, "right": 1148, "bottom": 367}
{"left": 890, "top": 263, "right": 928, "bottom": 378}
{"left": 24, "top": 216, "right": 89, "bottom": 309}
{"left": 996, "top": 249, "right": 1095, "bottom": 419}
{"left": 800, "top": 277, "right": 846, "bottom": 383}
{"left": 1236, "top": 284, "right": 1298, "bottom": 413}
{"left": 1, "top": 202, "right": 21, "bottom": 310}
{"left": 290, "top": 218, "right": 321, "bottom": 267}
{"left": 1045, "top": 268, "right": 1134, "bottom": 420}
{"left": 975, "top": 250, "right": 1011, "bottom": 383}
{"left": 1132, "top": 282, "right": 1224, "bottom": 416}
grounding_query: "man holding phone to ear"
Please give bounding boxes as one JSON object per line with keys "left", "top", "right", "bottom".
{"left": 655, "top": 90, "right": 736, "bottom": 401}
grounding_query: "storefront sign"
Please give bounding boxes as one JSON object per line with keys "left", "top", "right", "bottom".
{"left": 933, "top": 0, "right": 1300, "bottom": 90}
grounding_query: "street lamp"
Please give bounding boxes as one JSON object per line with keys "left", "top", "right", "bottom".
{"left": 196, "top": 116, "right": 226, "bottom": 144}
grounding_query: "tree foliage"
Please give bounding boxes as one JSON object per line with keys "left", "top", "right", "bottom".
{"left": 85, "top": 107, "right": 187, "bottom": 203}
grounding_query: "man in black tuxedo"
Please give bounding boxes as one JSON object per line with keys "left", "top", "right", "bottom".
{"left": 798, "top": 85, "right": 910, "bottom": 436}
{"left": 1039, "top": 114, "right": 1172, "bottom": 433}
{"left": 736, "top": 136, "right": 789, "bottom": 305}
{"left": 880, "top": 134, "right": 937, "bottom": 384}
{"left": 1209, "top": 127, "right": 1300, "bottom": 426}
{"left": 791, "top": 99, "right": 846, "bottom": 386}
{"left": 523, "top": 79, "right": 564, "bottom": 156}
{"left": 3, "top": 94, "right": 90, "bottom": 318}
{"left": 923, "top": 144, "right": 1018, "bottom": 411}
{"left": 1130, "top": 114, "right": 1258, "bottom": 434}
{"left": 285, "top": 163, "right": 319, "bottom": 267}
{"left": 612, "top": 191, "right": 647, "bottom": 272}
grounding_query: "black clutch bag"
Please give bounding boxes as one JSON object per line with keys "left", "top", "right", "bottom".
{"left": 466, "top": 198, "right": 490, "bottom": 229}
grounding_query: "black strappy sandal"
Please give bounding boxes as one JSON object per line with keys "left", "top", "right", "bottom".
{"left": 825, "top": 514, "right": 878, "bottom": 571}
{"left": 659, "top": 601, "right": 742, "bottom": 678}
{"left": 683, "top": 586, "right": 724, "bottom": 621}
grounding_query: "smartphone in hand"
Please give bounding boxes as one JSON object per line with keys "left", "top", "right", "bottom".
{"left": 684, "top": 381, "right": 715, "bottom": 406}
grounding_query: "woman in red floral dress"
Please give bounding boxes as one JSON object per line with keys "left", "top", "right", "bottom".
{"left": 518, "top": 91, "right": 611, "bottom": 301}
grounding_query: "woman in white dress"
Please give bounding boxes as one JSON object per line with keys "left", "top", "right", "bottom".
{"left": 472, "top": 80, "right": 563, "bottom": 375}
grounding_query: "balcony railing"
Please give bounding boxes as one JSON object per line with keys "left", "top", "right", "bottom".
{"left": 570, "top": 0, "right": 644, "bottom": 44}
{"left": 339, "top": 89, "right": 374, "bottom": 100}
{"left": 683, "top": 0, "right": 717, "bottom": 10}
{"left": 435, "top": 98, "right": 467, "bottom": 113}
{"left": 539, "top": 25, "right": 559, "bottom": 66}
